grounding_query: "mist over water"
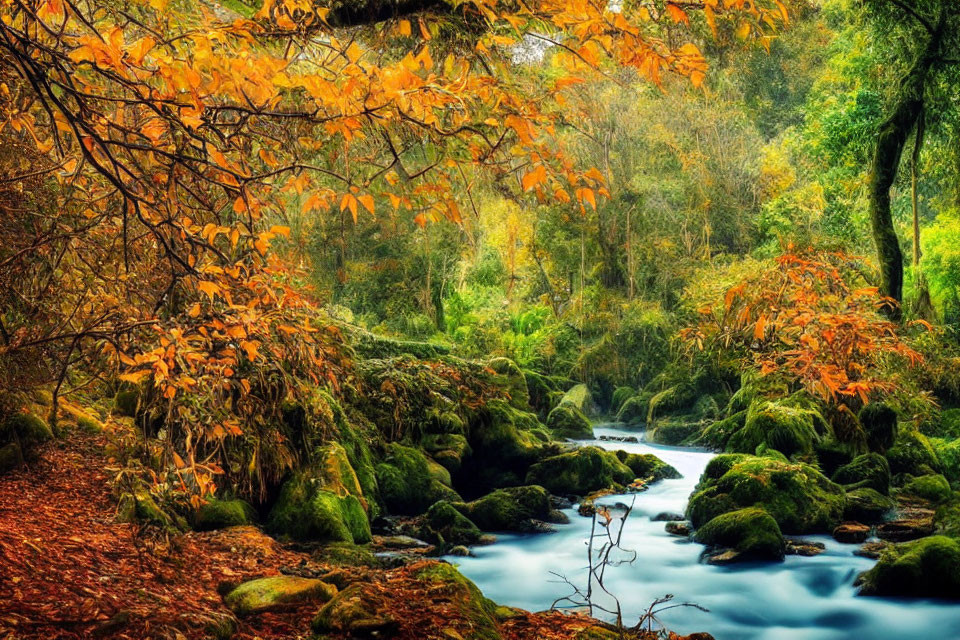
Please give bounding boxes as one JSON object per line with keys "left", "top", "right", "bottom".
{"left": 446, "top": 425, "right": 960, "bottom": 640}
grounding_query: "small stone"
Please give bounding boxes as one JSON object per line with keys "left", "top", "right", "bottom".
{"left": 665, "top": 521, "right": 692, "bottom": 537}
{"left": 224, "top": 576, "right": 337, "bottom": 616}
{"left": 652, "top": 512, "right": 685, "bottom": 522}
{"left": 377, "top": 535, "right": 430, "bottom": 549}
{"left": 448, "top": 545, "right": 471, "bottom": 557}
{"left": 785, "top": 539, "right": 826, "bottom": 556}
{"left": 854, "top": 541, "right": 889, "bottom": 559}
{"left": 833, "top": 522, "right": 870, "bottom": 544}
{"left": 705, "top": 549, "right": 742, "bottom": 565}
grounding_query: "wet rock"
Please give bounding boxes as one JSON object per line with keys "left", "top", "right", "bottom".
{"left": 547, "top": 404, "right": 594, "bottom": 440}
{"left": 448, "top": 545, "right": 472, "bottom": 557}
{"left": 525, "top": 447, "right": 635, "bottom": 495}
{"left": 376, "top": 535, "right": 431, "bottom": 549}
{"left": 854, "top": 541, "right": 889, "bottom": 559}
{"left": 224, "top": 576, "right": 337, "bottom": 615}
{"left": 704, "top": 549, "right": 743, "bottom": 565}
{"left": 653, "top": 512, "right": 685, "bottom": 522}
{"left": 833, "top": 522, "right": 871, "bottom": 544}
{"left": 419, "top": 501, "right": 484, "bottom": 547}
{"left": 785, "top": 539, "right": 826, "bottom": 556}
{"left": 453, "top": 485, "right": 562, "bottom": 532}
{"left": 856, "top": 536, "right": 960, "bottom": 598}
{"left": 876, "top": 518, "right": 935, "bottom": 542}
{"left": 687, "top": 455, "right": 845, "bottom": 534}
{"left": 665, "top": 521, "right": 692, "bottom": 537}
{"left": 598, "top": 435, "right": 639, "bottom": 443}
{"left": 312, "top": 583, "right": 398, "bottom": 636}
{"left": 844, "top": 488, "right": 896, "bottom": 523}
{"left": 695, "top": 508, "right": 785, "bottom": 561}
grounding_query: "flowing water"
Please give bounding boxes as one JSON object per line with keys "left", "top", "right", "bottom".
{"left": 445, "top": 425, "right": 960, "bottom": 640}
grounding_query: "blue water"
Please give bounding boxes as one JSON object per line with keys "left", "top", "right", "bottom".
{"left": 445, "top": 425, "right": 960, "bottom": 640}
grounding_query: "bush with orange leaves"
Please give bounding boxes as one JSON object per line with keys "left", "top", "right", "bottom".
{"left": 681, "top": 249, "right": 927, "bottom": 408}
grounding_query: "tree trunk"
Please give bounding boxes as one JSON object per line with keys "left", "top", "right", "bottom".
{"left": 868, "top": 20, "right": 943, "bottom": 316}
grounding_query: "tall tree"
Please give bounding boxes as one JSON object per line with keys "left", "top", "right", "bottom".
{"left": 863, "top": 0, "right": 960, "bottom": 313}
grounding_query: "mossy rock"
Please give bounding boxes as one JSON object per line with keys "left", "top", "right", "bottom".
{"left": 844, "top": 488, "right": 896, "bottom": 523}
{"left": 117, "top": 487, "right": 174, "bottom": 528}
{"left": 420, "top": 500, "right": 485, "bottom": 546}
{"left": 618, "top": 452, "right": 681, "bottom": 482}
{"left": 312, "top": 583, "right": 397, "bottom": 635}
{"left": 1, "top": 413, "right": 53, "bottom": 448}
{"left": 412, "top": 563, "right": 502, "bottom": 640}
{"left": 113, "top": 389, "right": 140, "bottom": 418}
{"left": 194, "top": 498, "right": 257, "bottom": 531}
{"left": 375, "top": 442, "right": 460, "bottom": 515}
{"left": 857, "top": 536, "right": 960, "bottom": 599}
{"left": 859, "top": 403, "right": 899, "bottom": 452}
{"left": 616, "top": 393, "right": 652, "bottom": 426}
{"left": 814, "top": 437, "right": 857, "bottom": 478}
{"left": 488, "top": 357, "right": 530, "bottom": 410}
{"left": 546, "top": 404, "right": 593, "bottom": 440}
{"left": 422, "top": 433, "right": 472, "bottom": 473}
{"left": 558, "top": 384, "right": 597, "bottom": 417}
{"left": 610, "top": 387, "right": 635, "bottom": 415}
{"left": 524, "top": 370, "right": 561, "bottom": 417}
{"left": 0, "top": 442, "right": 23, "bottom": 473}
{"left": 687, "top": 455, "right": 845, "bottom": 534}
{"left": 75, "top": 415, "right": 103, "bottom": 434}
{"left": 649, "top": 419, "right": 700, "bottom": 445}
{"left": 647, "top": 384, "right": 697, "bottom": 423}
{"left": 267, "top": 472, "right": 371, "bottom": 543}
{"left": 886, "top": 430, "right": 942, "bottom": 479}
{"left": 225, "top": 576, "right": 336, "bottom": 615}
{"left": 313, "top": 542, "right": 379, "bottom": 567}
{"left": 831, "top": 453, "right": 891, "bottom": 495}
{"left": 902, "top": 474, "right": 953, "bottom": 503}
{"left": 726, "top": 400, "right": 821, "bottom": 458}
{"left": 696, "top": 411, "right": 747, "bottom": 450}
{"left": 525, "top": 447, "right": 634, "bottom": 496}
{"left": 464, "top": 399, "right": 547, "bottom": 486}
{"left": 454, "top": 485, "right": 557, "bottom": 532}
{"left": 694, "top": 507, "right": 785, "bottom": 561}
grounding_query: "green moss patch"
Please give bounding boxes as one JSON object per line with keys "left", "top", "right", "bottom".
{"left": 225, "top": 576, "right": 336, "bottom": 615}
{"left": 832, "top": 453, "right": 891, "bottom": 495}
{"left": 694, "top": 507, "right": 785, "bottom": 561}
{"left": 267, "top": 472, "right": 371, "bottom": 543}
{"left": 375, "top": 442, "right": 460, "bottom": 515}
{"left": 454, "top": 485, "right": 558, "bottom": 531}
{"left": 525, "top": 446, "right": 635, "bottom": 495}
{"left": 546, "top": 404, "right": 593, "bottom": 440}
{"left": 194, "top": 498, "right": 256, "bottom": 531}
{"left": 857, "top": 536, "right": 960, "bottom": 599}
{"left": 902, "top": 474, "right": 953, "bottom": 503}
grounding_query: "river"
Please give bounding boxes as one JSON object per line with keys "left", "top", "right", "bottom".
{"left": 445, "top": 424, "right": 960, "bottom": 640}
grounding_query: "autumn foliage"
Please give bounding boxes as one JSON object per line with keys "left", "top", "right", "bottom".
{"left": 682, "top": 249, "right": 926, "bottom": 406}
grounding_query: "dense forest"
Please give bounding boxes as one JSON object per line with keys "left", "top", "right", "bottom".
{"left": 2, "top": 0, "right": 960, "bottom": 638}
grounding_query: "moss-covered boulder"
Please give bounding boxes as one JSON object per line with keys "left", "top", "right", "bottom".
{"left": 525, "top": 447, "right": 634, "bottom": 496}
{"left": 113, "top": 388, "right": 140, "bottom": 418}
{"left": 312, "top": 582, "right": 397, "bottom": 635}
{"left": 694, "top": 507, "right": 786, "bottom": 561}
{"left": 618, "top": 452, "right": 681, "bottom": 482}
{"left": 225, "top": 576, "right": 336, "bottom": 615}
{"left": 857, "top": 536, "right": 960, "bottom": 599}
{"left": 117, "top": 486, "right": 174, "bottom": 528}
{"left": 648, "top": 419, "right": 701, "bottom": 445}
{"left": 194, "top": 498, "right": 257, "bottom": 531}
{"left": 831, "top": 453, "right": 891, "bottom": 495}
{"left": 1, "top": 413, "right": 53, "bottom": 449}
{"left": 902, "top": 474, "right": 953, "bottom": 503}
{"left": 646, "top": 384, "right": 697, "bottom": 424}
{"left": 375, "top": 442, "right": 460, "bottom": 515}
{"left": 726, "top": 400, "right": 820, "bottom": 458}
{"left": 696, "top": 411, "right": 747, "bottom": 450}
{"left": 546, "top": 404, "right": 593, "bottom": 440}
{"left": 558, "top": 384, "right": 597, "bottom": 417}
{"left": 462, "top": 399, "right": 549, "bottom": 488}
{"left": 411, "top": 563, "right": 502, "bottom": 640}
{"left": 488, "top": 358, "right": 530, "bottom": 410}
{"left": 934, "top": 497, "right": 960, "bottom": 538}
{"left": 859, "top": 403, "right": 899, "bottom": 453}
{"left": 616, "top": 392, "right": 652, "bottom": 426}
{"left": 421, "top": 433, "right": 472, "bottom": 474}
{"left": 844, "top": 488, "right": 896, "bottom": 523}
{"left": 267, "top": 472, "right": 371, "bottom": 543}
{"left": 611, "top": 387, "right": 635, "bottom": 415}
{"left": 420, "top": 500, "right": 485, "bottom": 546}
{"left": 454, "top": 485, "right": 560, "bottom": 532}
{"left": 886, "top": 430, "right": 942, "bottom": 478}
{"left": 687, "top": 456, "right": 845, "bottom": 534}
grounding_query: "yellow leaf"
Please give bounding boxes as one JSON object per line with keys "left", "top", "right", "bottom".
{"left": 346, "top": 41, "right": 363, "bottom": 64}
{"left": 357, "top": 194, "right": 375, "bottom": 215}
{"left": 197, "top": 280, "right": 221, "bottom": 301}
{"left": 118, "top": 371, "right": 148, "bottom": 383}
{"left": 398, "top": 19, "right": 411, "bottom": 36}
